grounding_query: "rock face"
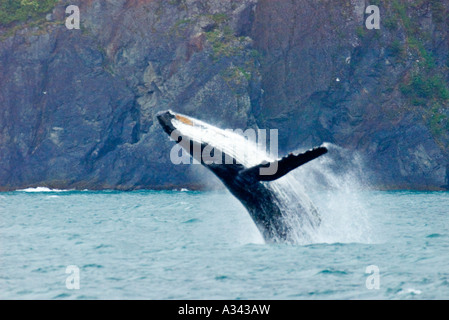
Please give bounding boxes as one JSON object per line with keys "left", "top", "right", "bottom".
{"left": 0, "top": 0, "right": 448, "bottom": 191}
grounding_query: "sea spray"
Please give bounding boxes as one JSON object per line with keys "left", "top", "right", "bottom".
{"left": 171, "top": 117, "right": 374, "bottom": 244}
{"left": 290, "top": 144, "right": 375, "bottom": 244}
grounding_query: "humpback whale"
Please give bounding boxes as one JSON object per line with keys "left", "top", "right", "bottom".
{"left": 157, "top": 110, "right": 328, "bottom": 242}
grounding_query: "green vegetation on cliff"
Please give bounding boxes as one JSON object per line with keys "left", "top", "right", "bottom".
{"left": 0, "top": 0, "right": 59, "bottom": 26}
{"left": 206, "top": 26, "right": 243, "bottom": 60}
{"left": 382, "top": 0, "right": 449, "bottom": 144}
{"left": 401, "top": 73, "right": 449, "bottom": 106}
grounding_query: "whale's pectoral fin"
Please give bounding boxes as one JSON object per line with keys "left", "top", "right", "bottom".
{"left": 239, "top": 146, "right": 328, "bottom": 182}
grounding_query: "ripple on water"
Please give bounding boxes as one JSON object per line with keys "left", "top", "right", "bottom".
{"left": 82, "top": 264, "right": 104, "bottom": 269}
{"left": 317, "top": 268, "right": 349, "bottom": 275}
{"left": 53, "top": 293, "right": 72, "bottom": 299}
{"left": 426, "top": 233, "right": 442, "bottom": 238}
{"left": 183, "top": 218, "right": 201, "bottom": 224}
{"left": 1, "top": 190, "right": 449, "bottom": 299}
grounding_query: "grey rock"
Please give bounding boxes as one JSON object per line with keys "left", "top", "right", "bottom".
{"left": 0, "top": 0, "right": 448, "bottom": 191}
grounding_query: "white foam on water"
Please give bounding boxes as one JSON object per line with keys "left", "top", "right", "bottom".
{"left": 398, "top": 288, "right": 422, "bottom": 295}
{"left": 46, "top": 195, "right": 60, "bottom": 199}
{"left": 17, "top": 187, "right": 72, "bottom": 193}
{"left": 171, "top": 115, "right": 374, "bottom": 245}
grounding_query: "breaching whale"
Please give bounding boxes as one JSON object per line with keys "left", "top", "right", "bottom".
{"left": 157, "top": 110, "right": 328, "bottom": 242}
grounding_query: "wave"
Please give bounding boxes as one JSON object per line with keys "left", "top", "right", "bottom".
{"left": 16, "top": 187, "right": 73, "bottom": 193}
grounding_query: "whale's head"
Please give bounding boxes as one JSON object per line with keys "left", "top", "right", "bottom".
{"left": 156, "top": 110, "right": 196, "bottom": 135}
{"left": 156, "top": 109, "right": 274, "bottom": 168}
{"left": 156, "top": 110, "right": 176, "bottom": 135}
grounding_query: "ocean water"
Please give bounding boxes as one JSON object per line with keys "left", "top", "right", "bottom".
{"left": 1, "top": 188, "right": 448, "bottom": 299}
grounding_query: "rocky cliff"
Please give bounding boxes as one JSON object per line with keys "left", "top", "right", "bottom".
{"left": 0, "top": 0, "right": 448, "bottom": 191}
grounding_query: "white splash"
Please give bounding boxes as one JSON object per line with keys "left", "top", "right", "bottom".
{"left": 290, "top": 144, "right": 375, "bottom": 244}
{"left": 172, "top": 115, "right": 374, "bottom": 245}
{"left": 46, "top": 195, "right": 60, "bottom": 199}
{"left": 398, "top": 288, "right": 422, "bottom": 295}
{"left": 17, "top": 187, "right": 71, "bottom": 192}
{"left": 172, "top": 117, "right": 273, "bottom": 167}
